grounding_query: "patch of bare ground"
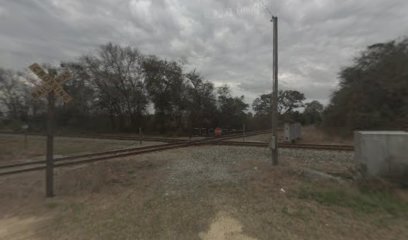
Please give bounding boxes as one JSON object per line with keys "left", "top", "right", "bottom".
{"left": 0, "top": 146, "right": 406, "bottom": 240}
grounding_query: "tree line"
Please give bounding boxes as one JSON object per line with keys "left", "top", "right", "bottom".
{"left": 323, "top": 38, "right": 408, "bottom": 132}
{"left": 0, "top": 44, "right": 323, "bottom": 135}
{"left": 3, "top": 38, "right": 404, "bottom": 135}
{"left": 252, "top": 37, "right": 408, "bottom": 133}
{"left": 0, "top": 43, "right": 252, "bottom": 134}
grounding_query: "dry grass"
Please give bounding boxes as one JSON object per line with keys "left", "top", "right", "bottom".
{"left": 232, "top": 126, "right": 353, "bottom": 145}
{"left": 298, "top": 126, "right": 353, "bottom": 145}
{"left": 0, "top": 146, "right": 406, "bottom": 240}
{"left": 230, "top": 130, "right": 285, "bottom": 142}
{"left": 0, "top": 134, "right": 163, "bottom": 163}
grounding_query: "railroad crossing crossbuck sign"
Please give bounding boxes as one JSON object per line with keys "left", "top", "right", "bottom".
{"left": 28, "top": 63, "right": 73, "bottom": 197}
{"left": 29, "top": 63, "right": 72, "bottom": 103}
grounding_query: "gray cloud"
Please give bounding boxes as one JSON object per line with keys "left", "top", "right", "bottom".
{"left": 1, "top": 0, "right": 407, "bottom": 108}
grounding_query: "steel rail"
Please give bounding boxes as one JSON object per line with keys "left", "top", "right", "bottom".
{"left": 0, "top": 142, "right": 182, "bottom": 170}
{"left": 0, "top": 130, "right": 271, "bottom": 176}
{"left": 212, "top": 141, "right": 354, "bottom": 151}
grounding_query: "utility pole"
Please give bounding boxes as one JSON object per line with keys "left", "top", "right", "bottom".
{"left": 271, "top": 16, "right": 279, "bottom": 165}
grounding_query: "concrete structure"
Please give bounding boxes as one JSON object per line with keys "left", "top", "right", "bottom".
{"left": 284, "top": 122, "right": 301, "bottom": 143}
{"left": 354, "top": 131, "right": 408, "bottom": 178}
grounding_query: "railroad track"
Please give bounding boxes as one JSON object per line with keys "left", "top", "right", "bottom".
{"left": 0, "top": 130, "right": 271, "bottom": 177}
{"left": 1, "top": 131, "right": 248, "bottom": 143}
{"left": 213, "top": 141, "right": 354, "bottom": 151}
{"left": 0, "top": 131, "right": 191, "bottom": 143}
{"left": 83, "top": 135, "right": 188, "bottom": 143}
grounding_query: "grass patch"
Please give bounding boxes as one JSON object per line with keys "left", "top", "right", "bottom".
{"left": 298, "top": 184, "right": 408, "bottom": 216}
{"left": 46, "top": 202, "right": 59, "bottom": 209}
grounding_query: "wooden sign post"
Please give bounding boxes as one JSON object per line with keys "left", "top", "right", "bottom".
{"left": 29, "top": 63, "right": 72, "bottom": 197}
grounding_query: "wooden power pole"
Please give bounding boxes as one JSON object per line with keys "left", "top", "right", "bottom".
{"left": 271, "top": 16, "right": 279, "bottom": 165}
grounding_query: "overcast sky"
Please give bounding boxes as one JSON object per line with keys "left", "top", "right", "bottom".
{"left": 0, "top": 0, "right": 407, "bottom": 106}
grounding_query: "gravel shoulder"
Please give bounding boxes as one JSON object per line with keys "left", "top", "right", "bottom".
{"left": 0, "top": 146, "right": 406, "bottom": 240}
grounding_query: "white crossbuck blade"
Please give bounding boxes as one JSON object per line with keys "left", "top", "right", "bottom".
{"left": 29, "top": 63, "right": 73, "bottom": 103}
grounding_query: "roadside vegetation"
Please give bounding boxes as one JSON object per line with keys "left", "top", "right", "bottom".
{"left": 298, "top": 182, "right": 408, "bottom": 216}
{"left": 1, "top": 42, "right": 323, "bottom": 135}
{"left": 3, "top": 38, "right": 406, "bottom": 136}
{"left": 323, "top": 39, "right": 408, "bottom": 132}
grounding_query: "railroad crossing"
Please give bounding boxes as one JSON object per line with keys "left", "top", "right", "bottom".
{"left": 29, "top": 63, "right": 73, "bottom": 197}
{"left": 29, "top": 63, "right": 72, "bottom": 103}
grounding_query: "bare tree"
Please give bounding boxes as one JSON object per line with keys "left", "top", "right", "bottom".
{"left": 81, "top": 43, "right": 148, "bottom": 130}
{"left": 0, "top": 68, "right": 31, "bottom": 121}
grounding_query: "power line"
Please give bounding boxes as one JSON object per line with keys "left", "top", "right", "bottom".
{"left": 258, "top": 0, "right": 273, "bottom": 17}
